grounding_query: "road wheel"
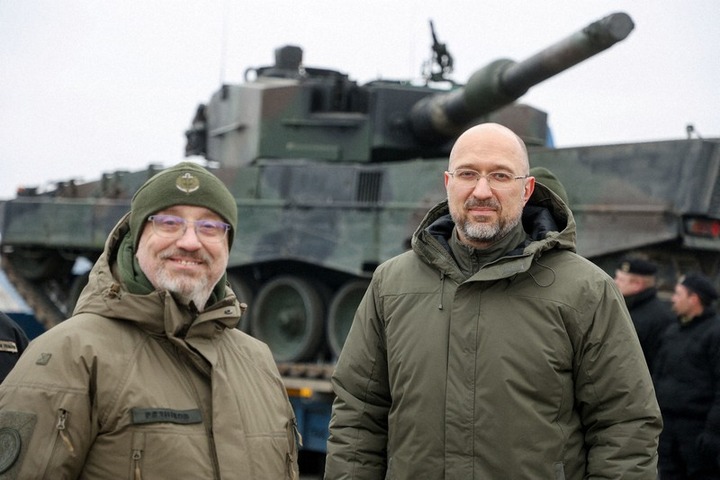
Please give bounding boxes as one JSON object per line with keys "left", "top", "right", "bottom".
{"left": 251, "top": 275, "right": 324, "bottom": 362}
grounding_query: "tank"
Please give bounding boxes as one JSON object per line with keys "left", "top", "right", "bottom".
{"left": 6, "top": 12, "right": 717, "bottom": 372}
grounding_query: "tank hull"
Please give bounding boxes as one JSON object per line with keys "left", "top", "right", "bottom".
{"left": 3, "top": 138, "right": 720, "bottom": 359}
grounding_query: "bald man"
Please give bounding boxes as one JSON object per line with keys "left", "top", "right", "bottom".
{"left": 325, "top": 123, "right": 662, "bottom": 480}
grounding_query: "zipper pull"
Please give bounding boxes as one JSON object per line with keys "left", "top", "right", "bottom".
{"left": 132, "top": 432, "right": 146, "bottom": 480}
{"left": 56, "top": 409, "right": 75, "bottom": 455}
{"left": 133, "top": 449, "right": 143, "bottom": 480}
{"left": 438, "top": 272, "right": 445, "bottom": 310}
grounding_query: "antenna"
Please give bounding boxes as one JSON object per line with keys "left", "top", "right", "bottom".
{"left": 422, "top": 20, "right": 454, "bottom": 84}
{"left": 686, "top": 124, "right": 703, "bottom": 139}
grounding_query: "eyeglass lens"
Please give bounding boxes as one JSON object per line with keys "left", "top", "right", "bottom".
{"left": 148, "top": 215, "right": 229, "bottom": 242}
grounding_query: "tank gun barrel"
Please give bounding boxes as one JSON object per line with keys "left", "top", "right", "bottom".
{"left": 410, "top": 12, "right": 634, "bottom": 142}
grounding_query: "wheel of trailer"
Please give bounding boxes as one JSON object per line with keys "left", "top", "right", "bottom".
{"left": 327, "top": 279, "right": 369, "bottom": 358}
{"left": 228, "top": 274, "right": 254, "bottom": 333}
{"left": 250, "top": 275, "right": 324, "bottom": 362}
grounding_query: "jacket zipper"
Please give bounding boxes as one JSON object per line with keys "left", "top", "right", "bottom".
{"left": 56, "top": 409, "right": 75, "bottom": 455}
{"left": 172, "top": 340, "right": 221, "bottom": 479}
{"left": 438, "top": 272, "right": 446, "bottom": 310}
{"left": 207, "top": 428, "right": 221, "bottom": 479}
{"left": 286, "top": 416, "right": 301, "bottom": 479}
{"left": 131, "top": 432, "right": 145, "bottom": 480}
{"left": 132, "top": 450, "right": 142, "bottom": 480}
{"left": 39, "top": 409, "right": 73, "bottom": 479}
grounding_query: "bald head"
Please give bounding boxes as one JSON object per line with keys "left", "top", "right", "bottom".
{"left": 448, "top": 123, "right": 529, "bottom": 174}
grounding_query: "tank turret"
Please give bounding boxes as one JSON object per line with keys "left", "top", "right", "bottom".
{"left": 186, "top": 13, "right": 633, "bottom": 167}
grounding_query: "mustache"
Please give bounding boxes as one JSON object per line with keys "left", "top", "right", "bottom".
{"left": 159, "top": 249, "right": 211, "bottom": 263}
{"left": 464, "top": 198, "right": 500, "bottom": 210}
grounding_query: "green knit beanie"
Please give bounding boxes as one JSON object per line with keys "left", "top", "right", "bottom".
{"left": 129, "top": 162, "right": 237, "bottom": 249}
{"left": 529, "top": 166, "right": 570, "bottom": 207}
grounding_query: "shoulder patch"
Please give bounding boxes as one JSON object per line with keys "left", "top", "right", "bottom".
{"left": 0, "top": 341, "right": 18, "bottom": 353}
{"left": 0, "top": 412, "right": 36, "bottom": 476}
{"left": 0, "top": 427, "right": 21, "bottom": 473}
{"left": 35, "top": 353, "right": 52, "bottom": 365}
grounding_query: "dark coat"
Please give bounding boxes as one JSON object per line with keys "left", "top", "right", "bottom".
{"left": 654, "top": 310, "right": 720, "bottom": 421}
{"left": 0, "top": 311, "right": 29, "bottom": 382}
{"left": 625, "top": 287, "right": 675, "bottom": 371}
{"left": 653, "top": 310, "right": 720, "bottom": 471}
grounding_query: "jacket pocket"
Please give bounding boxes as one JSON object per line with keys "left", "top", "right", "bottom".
{"left": 246, "top": 428, "right": 297, "bottom": 479}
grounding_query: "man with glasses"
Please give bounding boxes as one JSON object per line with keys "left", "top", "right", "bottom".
{"left": 0, "top": 162, "right": 299, "bottom": 478}
{"left": 325, "top": 123, "right": 662, "bottom": 479}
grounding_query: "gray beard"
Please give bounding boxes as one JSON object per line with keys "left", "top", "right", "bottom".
{"left": 451, "top": 189, "right": 525, "bottom": 245}
{"left": 153, "top": 269, "right": 213, "bottom": 311}
{"left": 456, "top": 213, "right": 521, "bottom": 244}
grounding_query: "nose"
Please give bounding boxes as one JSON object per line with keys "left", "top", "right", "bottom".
{"left": 176, "top": 223, "right": 203, "bottom": 249}
{"left": 471, "top": 176, "right": 494, "bottom": 198}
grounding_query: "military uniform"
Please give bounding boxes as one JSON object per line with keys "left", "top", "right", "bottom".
{"left": 0, "top": 312, "right": 28, "bottom": 382}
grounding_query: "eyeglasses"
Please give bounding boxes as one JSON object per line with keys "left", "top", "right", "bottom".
{"left": 147, "top": 215, "right": 231, "bottom": 243}
{"left": 446, "top": 169, "right": 528, "bottom": 190}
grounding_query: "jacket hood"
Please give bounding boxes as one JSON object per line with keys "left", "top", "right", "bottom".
{"left": 72, "top": 213, "right": 243, "bottom": 340}
{"left": 411, "top": 182, "right": 577, "bottom": 280}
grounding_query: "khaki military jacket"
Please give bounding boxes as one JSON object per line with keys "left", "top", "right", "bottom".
{"left": 0, "top": 216, "right": 299, "bottom": 479}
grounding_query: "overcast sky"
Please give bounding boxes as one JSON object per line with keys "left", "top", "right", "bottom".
{"left": 1, "top": 1, "right": 717, "bottom": 199}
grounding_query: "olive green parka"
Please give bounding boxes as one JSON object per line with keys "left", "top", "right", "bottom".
{"left": 325, "top": 183, "right": 662, "bottom": 479}
{"left": 0, "top": 214, "right": 299, "bottom": 479}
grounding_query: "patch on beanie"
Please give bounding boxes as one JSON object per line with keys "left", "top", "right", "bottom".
{"left": 176, "top": 172, "right": 200, "bottom": 193}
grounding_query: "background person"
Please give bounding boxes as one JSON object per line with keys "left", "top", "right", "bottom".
{"left": 653, "top": 272, "right": 720, "bottom": 479}
{"left": 613, "top": 256, "right": 675, "bottom": 371}
{"left": 324, "top": 123, "right": 661, "bottom": 480}
{"left": 0, "top": 162, "right": 299, "bottom": 479}
{"left": 0, "top": 311, "right": 29, "bottom": 382}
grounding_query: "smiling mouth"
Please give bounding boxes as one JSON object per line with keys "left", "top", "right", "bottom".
{"left": 160, "top": 248, "right": 208, "bottom": 267}
{"left": 175, "top": 259, "right": 201, "bottom": 266}
{"left": 165, "top": 256, "right": 204, "bottom": 267}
